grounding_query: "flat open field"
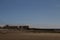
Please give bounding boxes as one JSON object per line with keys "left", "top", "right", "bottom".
{"left": 0, "top": 31, "right": 60, "bottom": 40}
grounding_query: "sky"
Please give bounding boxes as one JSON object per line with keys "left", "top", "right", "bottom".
{"left": 0, "top": 0, "right": 60, "bottom": 28}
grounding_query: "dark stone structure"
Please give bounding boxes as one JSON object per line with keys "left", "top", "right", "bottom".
{"left": 2, "top": 25, "right": 29, "bottom": 30}
{"left": 19, "top": 25, "right": 29, "bottom": 30}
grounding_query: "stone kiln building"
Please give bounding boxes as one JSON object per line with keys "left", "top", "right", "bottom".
{"left": 3, "top": 25, "right": 29, "bottom": 30}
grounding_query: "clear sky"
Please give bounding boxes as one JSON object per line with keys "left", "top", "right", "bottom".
{"left": 0, "top": 0, "right": 60, "bottom": 28}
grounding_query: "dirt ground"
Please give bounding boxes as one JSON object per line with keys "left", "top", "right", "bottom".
{"left": 0, "top": 31, "right": 60, "bottom": 40}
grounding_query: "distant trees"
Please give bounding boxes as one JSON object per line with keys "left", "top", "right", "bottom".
{"left": 3, "top": 25, "right": 18, "bottom": 29}
{"left": 3, "top": 25, "right": 9, "bottom": 29}
{"left": 0, "top": 26, "right": 2, "bottom": 29}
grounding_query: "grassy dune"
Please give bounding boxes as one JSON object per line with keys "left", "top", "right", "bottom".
{"left": 0, "top": 31, "right": 60, "bottom": 40}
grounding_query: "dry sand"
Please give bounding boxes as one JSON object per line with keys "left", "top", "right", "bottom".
{"left": 0, "top": 31, "right": 60, "bottom": 40}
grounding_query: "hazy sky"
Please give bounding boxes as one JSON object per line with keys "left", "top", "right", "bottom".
{"left": 0, "top": 0, "right": 60, "bottom": 28}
